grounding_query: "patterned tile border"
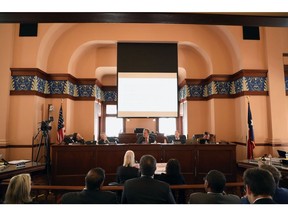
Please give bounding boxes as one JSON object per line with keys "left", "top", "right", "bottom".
{"left": 10, "top": 68, "right": 269, "bottom": 102}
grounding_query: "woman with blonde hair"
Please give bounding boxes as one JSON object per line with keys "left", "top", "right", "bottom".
{"left": 116, "top": 150, "right": 139, "bottom": 184}
{"left": 4, "top": 173, "right": 32, "bottom": 204}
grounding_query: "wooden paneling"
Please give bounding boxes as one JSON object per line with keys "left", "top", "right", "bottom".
{"left": 51, "top": 143, "right": 236, "bottom": 185}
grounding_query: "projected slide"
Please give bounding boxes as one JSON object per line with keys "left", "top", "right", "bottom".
{"left": 118, "top": 72, "right": 178, "bottom": 117}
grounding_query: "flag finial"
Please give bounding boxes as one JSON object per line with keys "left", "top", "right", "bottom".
{"left": 246, "top": 96, "right": 250, "bottom": 103}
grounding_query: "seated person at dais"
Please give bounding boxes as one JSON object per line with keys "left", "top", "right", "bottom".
{"left": 167, "top": 130, "right": 186, "bottom": 144}
{"left": 241, "top": 164, "right": 288, "bottom": 204}
{"left": 155, "top": 158, "right": 186, "bottom": 203}
{"left": 188, "top": 169, "right": 241, "bottom": 204}
{"left": 136, "top": 128, "right": 156, "bottom": 144}
{"left": 98, "top": 132, "right": 110, "bottom": 144}
{"left": 199, "top": 131, "right": 210, "bottom": 144}
{"left": 63, "top": 132, "right": 84, "bottom": 144}
{"left": 61, "top": 167, "right": 118, "bottom": 204}
{"left": 4, "top": 173, "right": 33, "bottom": 204}
{"left": 116, "top": 150, "right": 140, "bottom": 184}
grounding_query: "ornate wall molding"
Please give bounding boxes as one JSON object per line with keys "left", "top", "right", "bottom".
{"left": 10, "top": 68, "right": 104, "bottom": 101}
{"left": 179, "top": 69, "right": 268, "bottom": 101}
{"left": 10, "top": 68, "right": 270, "bottom": 102}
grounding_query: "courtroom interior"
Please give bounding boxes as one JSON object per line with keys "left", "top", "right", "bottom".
{"left": 1, "top": 12, "right": 288, "bottom": 204}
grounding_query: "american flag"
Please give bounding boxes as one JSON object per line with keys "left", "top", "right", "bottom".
{"left": 247, "top": 102, "right": 255, "bottom": 159}
{"left": 57, "top": 104, "right": 65, "bottom": 144}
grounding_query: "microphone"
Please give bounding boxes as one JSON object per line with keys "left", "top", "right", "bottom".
{"left": 1, "top": 158, "right": 9, "bottom": 165}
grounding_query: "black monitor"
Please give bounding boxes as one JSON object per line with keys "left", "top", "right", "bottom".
{"left": 134, "top": 128, "right": 144, "bottom": 133}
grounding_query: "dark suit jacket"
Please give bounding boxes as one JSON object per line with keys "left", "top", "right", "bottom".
{"left": 116, "top": 166, "right": 140, "bottom": 184}
{"left": 61, "top": 189, "right": 118, "bottom": 204}
{"left": 241, "top": 187, "right": 288, "bottom": 204}
{"left": 254, "top": 198, "right": 276, "bottom": 204}
{"left": 136, "top": 135, "right": 156, "bottom": 144}
{"left": 98, "top": 139, "right": 110, "bottom": 144}
{"left": 168, "top": 135, "right": 186, "bottom": 144}
{"left": 155, "top": 173, "right": 186, "bottom": 204}
{"left": 189, "top": 192, "right": 241, "bottom": 204}
{"left": 121, "top": 176, "right": 176, "bottom": 204}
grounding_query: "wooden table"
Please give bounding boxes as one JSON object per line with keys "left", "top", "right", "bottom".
{"left": 0, "top": 162, "right": 45, "bottom": 182}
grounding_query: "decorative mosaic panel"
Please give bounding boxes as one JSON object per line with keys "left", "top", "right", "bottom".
{"left": 11, "top": 76, "right": 100, "bottom": 100}
{"left": 104, "top": 91, "right": 117, "bottom": 101}
{"left": 188, "top": 85, "right": 203, "bottom": 97}
{"left": 285, "top": 77, "right": 288, "bottom": 91}
{"left": 179, "top": 76, "right": 268, "bottom": 100}
{"left": 10, "top": 71, "right": 269, "bottom": 101}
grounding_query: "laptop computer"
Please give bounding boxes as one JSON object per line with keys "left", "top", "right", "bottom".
{"left": 277, "top": 150, "right": 286, "bottom": 158}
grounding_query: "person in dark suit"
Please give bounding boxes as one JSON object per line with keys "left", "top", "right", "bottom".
{"left": 61, "top": 167, "right": 118, "bottom": 204}
{"left": 98, "top": 132, "right": 110, "bottom": 144}
{"left": 121, "top": 154, "right": 176, "bottom": 204}
{"left": 63, "top": 132, "right": 85, "bottom": 144}
{"left": 168, "top": 130, "right": 186, "bottom": 144}
{"left": 116, "top": 150, "right": 139, "bottom": 184}
{"left": 188, "top": 169, "right": 241, "bottom": 204}
{"left": 136, "top": 128, "right": 156, "bottom": 144}
{"left": 155, "top": 158, "right": 186, "bottom": 203}
{"left": 243, "top": 167, "right": 276, "bottom": 204}
{"left": 241, "top": 164, "right": 288, "bottom": 204}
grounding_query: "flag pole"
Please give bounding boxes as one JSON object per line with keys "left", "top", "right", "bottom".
{"left": 246, "top": 96, "right": 250, "bottom": 160}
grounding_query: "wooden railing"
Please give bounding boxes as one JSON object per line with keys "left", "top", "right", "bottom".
{"left": 1, "top": 182, "right": 244, "bottom": 204}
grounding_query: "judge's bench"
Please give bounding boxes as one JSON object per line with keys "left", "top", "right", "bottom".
{"left": 51, "top": 143, "right": 236, "bottom": 185}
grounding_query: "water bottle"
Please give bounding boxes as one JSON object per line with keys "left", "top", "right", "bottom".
{"left": 268, "top": 154, "right": 272, "bottom": 165}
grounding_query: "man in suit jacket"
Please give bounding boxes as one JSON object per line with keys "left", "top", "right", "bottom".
{"left": 136, "top": 129, "right": 156, "bottom": 144}
{"left": 241, "top": 164, "right": 288, "bottom": 204}
{"left": 188, "top": 170, "right": 241, "bottom": 204}
{"left": 243, "top": 167, "right": 276, "bottom": 204}
{"left": 121, "top": 154, "right": 176, "bottom": 204}
{"left": 168, "top": 130, "right": 186, "bottom": 144}
{"left": 61, "top": 167, "right": 118, "bottom": 204}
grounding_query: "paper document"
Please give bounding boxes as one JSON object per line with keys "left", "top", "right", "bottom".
{"left": 8, "top": 159, "right": 31, "bottom": 165}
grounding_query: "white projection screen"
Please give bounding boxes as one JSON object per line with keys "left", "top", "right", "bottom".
{"left": 117, "top": 42, "right": 178, "bottom": 118}
{"left": 118, "top": 72, "right": 178, "bottom": 117}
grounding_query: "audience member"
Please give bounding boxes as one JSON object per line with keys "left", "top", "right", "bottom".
{"left": 63, "top": 132, "right": 84, "bottom": 144}
{"left": 4, "top": 173, "right": 33, "bottom": 204}
{"left": 121, "top": 154, "right": 176, "bottom": 204}
{"left": 98, "top": 132, "right": 110, "bottom": 144}
{"left": 136, "top": 129, "right": 156, "bottom": 144}
{"left": 188, "top": 169, "right": 241, "bottom": 204}
{"left": 61, "top": 167, "right": 118, "bottom": 204}
{"left": 241, "top": 164, "right": 288, "bottom": 204}
{"left": 116, "top": 150, "right": 139, "bottom": 184}
{"left": 243, "top": 167, "right": 276, "bottom": 204}
{"left": 155, "top": 158, "right": 186, "bottom": 203}
{"left": 156, "top": 158, "right": 185, "bottom": 185}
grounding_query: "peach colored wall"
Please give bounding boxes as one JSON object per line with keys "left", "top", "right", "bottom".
{"left": 3, "top": 23, "right": 288, "bottom": 162}
{"left": 178, "top": 44, "right": 210, "bottom": 78}
{"left": 125, "top": 118, "right": 156, "bottom": 133}
{"left": 186, "top": 101, "right": 209, "bottom": 137}
{"left": 102, "top": 75, "right": 117, "bottom": 86}
{"left": 0, "top": 24, "right": 15, "bottom": 159}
